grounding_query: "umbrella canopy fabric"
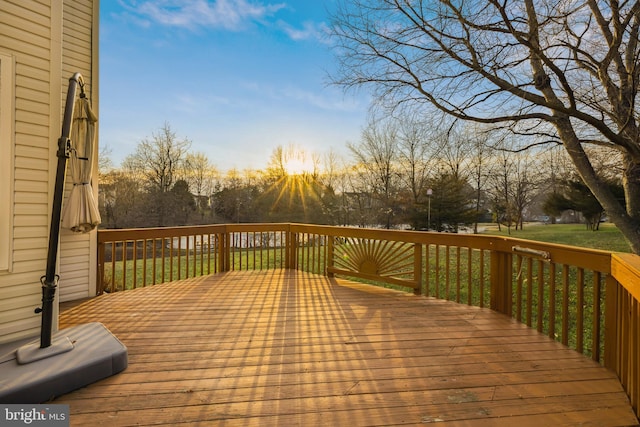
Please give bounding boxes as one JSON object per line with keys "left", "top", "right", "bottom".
{"left": 61, "top": 95, "right": 101, "bottom": 233}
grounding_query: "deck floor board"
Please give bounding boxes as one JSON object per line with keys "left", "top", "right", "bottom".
{"left": 57, "top": 270, "right": 639, "bottom": 426}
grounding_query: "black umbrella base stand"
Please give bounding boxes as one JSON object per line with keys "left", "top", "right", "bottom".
{"left": 0, "top": 322, "right": 128, "bottom": 403}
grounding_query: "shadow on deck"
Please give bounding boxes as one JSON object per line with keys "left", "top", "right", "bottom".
{"left": 57, "top": 270, "right": 639, "bottom": 426}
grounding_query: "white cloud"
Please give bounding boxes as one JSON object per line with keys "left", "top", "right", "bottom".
{"left": 239, "top": 80, "right": 365, "bottom": 112}
{"left": 278, "top": 20, "right": 330, "bottom": 43}
{"left": 281, "top": 86, "right": 362, "bottom": 112}
{"left": 121, "top": 0, "right": 286, "bottom": 30}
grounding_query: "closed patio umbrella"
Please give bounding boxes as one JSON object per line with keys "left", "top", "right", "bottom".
{"left": 61, "top": 92, "right": 101, "bottom": 232}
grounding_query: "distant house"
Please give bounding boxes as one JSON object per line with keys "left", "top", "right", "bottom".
{"left": 0, "top": 1, "right": 99, "bottom": 344}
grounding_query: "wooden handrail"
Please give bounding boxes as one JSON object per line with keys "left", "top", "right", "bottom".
{"left": 611, "top": 253, "right": 640, "bottom": 301}
{"left": 96, "top": 222, "right": 640, "bottom": 418}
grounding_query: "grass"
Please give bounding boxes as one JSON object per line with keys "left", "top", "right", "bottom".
{"left": 482, "top": 222, "right": 632, "bottom": 253}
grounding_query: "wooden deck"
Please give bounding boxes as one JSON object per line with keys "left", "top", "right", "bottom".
{"left": 57, "top": 270, "right": 639, "bottom": 426}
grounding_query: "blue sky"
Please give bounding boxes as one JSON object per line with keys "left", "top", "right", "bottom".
{"left": 99, "top": 0, "right": 369, "bottom": 171}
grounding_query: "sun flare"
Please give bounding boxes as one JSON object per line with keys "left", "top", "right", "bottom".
{"left": 283, "top": 157, "right": 314, "bottom": 176}
{"left": 264, "top": 145, "right": 320, "bottom": 214}
{"left": 280, "top": 146, "right": 314, "bottom": 176}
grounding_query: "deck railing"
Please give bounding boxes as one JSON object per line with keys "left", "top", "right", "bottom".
{"left": 97, "top": 222, "right": 640, "bottom": 418}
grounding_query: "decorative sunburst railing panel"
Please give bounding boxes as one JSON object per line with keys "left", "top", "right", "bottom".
{"left": 328, "top": 236, "right": 422, "bottom": 292}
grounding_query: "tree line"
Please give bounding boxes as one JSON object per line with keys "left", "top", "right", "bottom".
{"left": 98, "top": 119, "right": 620, "bottom": 236}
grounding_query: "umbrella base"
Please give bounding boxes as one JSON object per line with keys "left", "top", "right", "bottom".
{"left": 15, "top": 335, "right": 74, "bottom": 364}
{"left": 0, "top": 322, "right": 127, "bottom": 403}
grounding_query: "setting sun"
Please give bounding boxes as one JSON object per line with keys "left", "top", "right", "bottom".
{"left": 276, "top": 145, "right": 315, "bottom": 176}
{"left": 283, "top": 156, "right": 314, "bottom": 175}
{"left": 263, "top": 145, "right": 320, "bottom": 215}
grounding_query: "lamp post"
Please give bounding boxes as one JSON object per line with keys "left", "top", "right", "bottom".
{"left": 426, "top": 188, "right": 433, "bottom": 230}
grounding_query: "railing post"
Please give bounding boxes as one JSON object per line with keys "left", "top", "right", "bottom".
{"left": 327, "top": 236, "right": 334, "bottom": 277}
{"left": 97, "top": 239, "right": 105, "bottom": 295}
{"left": 414, "top": 243, "right": 422, "bottom": 295}
{"left": 490, "top": 250, "right": 513, "bottom": 316}
{"left": 287, "top": 229, "right": 297, "bottom": 270}
{"left": 220, "top": 229, "right": 229, "bottom": 272}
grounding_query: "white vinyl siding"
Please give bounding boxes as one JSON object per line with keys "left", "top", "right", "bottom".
{"left": 59, "top": 0, "right": 98, "bottom": 302}
{"left": 0, "top": 52, "right": 15, "bottom": 272}
{"left": 0, "top": 0, "right": 59, "bottom": 344}
{"left": 0, "top": 0, "right": 97, "bottom": 344}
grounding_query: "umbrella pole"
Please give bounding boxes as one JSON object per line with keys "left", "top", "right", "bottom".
{"left": 38, "top": 73, "right": 84, "bottom": 349}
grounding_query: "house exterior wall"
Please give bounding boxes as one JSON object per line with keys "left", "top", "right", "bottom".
{"left": 0, "top": 0, "right": 98, "bottom": 344}
{"left": 59, "top": 0, "right": 99, "bottom": 303}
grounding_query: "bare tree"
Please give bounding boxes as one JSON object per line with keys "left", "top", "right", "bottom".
{"left": 488, "top": 148, "right": 519, "bottom": 233}
{"left": 395, "top": 113, "right": 440, "bottom": 204}
{"left": 331, "top": 0, "right": 640, "bottom": 253}
{"left": 122, "top": 123, "right": 192, "bottom": 226}
{"left": 487, "top": 139, "right": 540, "bottom": 232}
{"left": 440, "top": 127, "right": 474, "bottom": 180}
{"left": 349, "top": 115, "right": 401, "bottom": 228}
{"left": 122, "top": 122, "right": 191, "bottom": 194}
{"left": 98, "top": 170, "right": 144, "bottom": 228}
{"left": 98, "top": 144, "right": 114, "bottom": 174}
{"left": 464, "top": 125, "right": 495, "bottom": 233}
{"left": 184, "top": 152, "right": 219, "bottom": 220}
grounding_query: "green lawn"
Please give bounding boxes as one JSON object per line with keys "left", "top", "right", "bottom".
{"left": 482, "top": 222, "right": 632, "bottom": 253}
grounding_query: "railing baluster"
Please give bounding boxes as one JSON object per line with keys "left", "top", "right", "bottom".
{"left": 231, "top": 232, "right": 235, "bottom": 271}
{"left": 97, "top": 241, "right": 105, "bottom": 294}
{"left": 121, "top": 240, "right": 127, "bottom": 292}
{"left": 140, "top": 239, "right": 146, "bottom": 287}
{"left": 516, "top": 255, "right": 523, "bottom": 322}
{"left": 562, "top": 265, "right": 569, "bottom": 345}
{"left": 456, "top": 246, "right": 461, "bottom": 303}
{"left": 185, "top": 235, "right": 190, "bottom": 278}
{"left": 178, "top": 236, "right": 182, "bottom": 279}
{"left": 445, "top": 246, "right": 451, "bottom": 300}
{"left": 549, "top": 262, "right": 556, "bottom": 339}
{"left": 435, "top": 245, "right": 440, "bottom": 299}
{"left": 199, "top": 234, "right": 203, "bottom": 276}
{"left": 132, "top": 240, "right": 138, "bottom": 289}
{"left": 169, "top": 237, "right": 175, "bottom": 282}
{"left": 193, "top": 234, "right": 197, "bottom": 277}
{"left": 620, "top": 291, "right": 630, "bottom": 393}
{"left": 467, "top": 247, "right": 472, "bottom": 305}
{"left": 425, "top": 244, "right": 431, "bottom": 298}
{"left": 537, "top": 260, "right": 544, "bottom": 333}
{"left": 161, "top": 237, "right": 166, "bottom": 283}
{"left": 244, "top": 232, "right": 248, "bottom": 270}
{"left": 526, "top": 258, "right": 533, "bottom": 327}
{"left": 306, "top": 233, "right": 310, "bottom": 272}
{"left": 317, "top": 234, "right": 321, "bottom": 274}
{"left": 152, "top": 238, "right": 157, "bottom": 286}
{"left": 577, "top": 268, "right": 585, "bottom": 353}
{"left": 208, "top": 234, "right": 212, "bottom": 273}
{"left": 592, "top": 271, "right": 602, "bottom": 361}
{"left": 242, "top": 231, "right": 247, "bottom": 270}
{"left": 479, "top": 249, "right": 484, "bottom": 308}
{"left": 260, "top": 233, "right": 264, "bottom": 270}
